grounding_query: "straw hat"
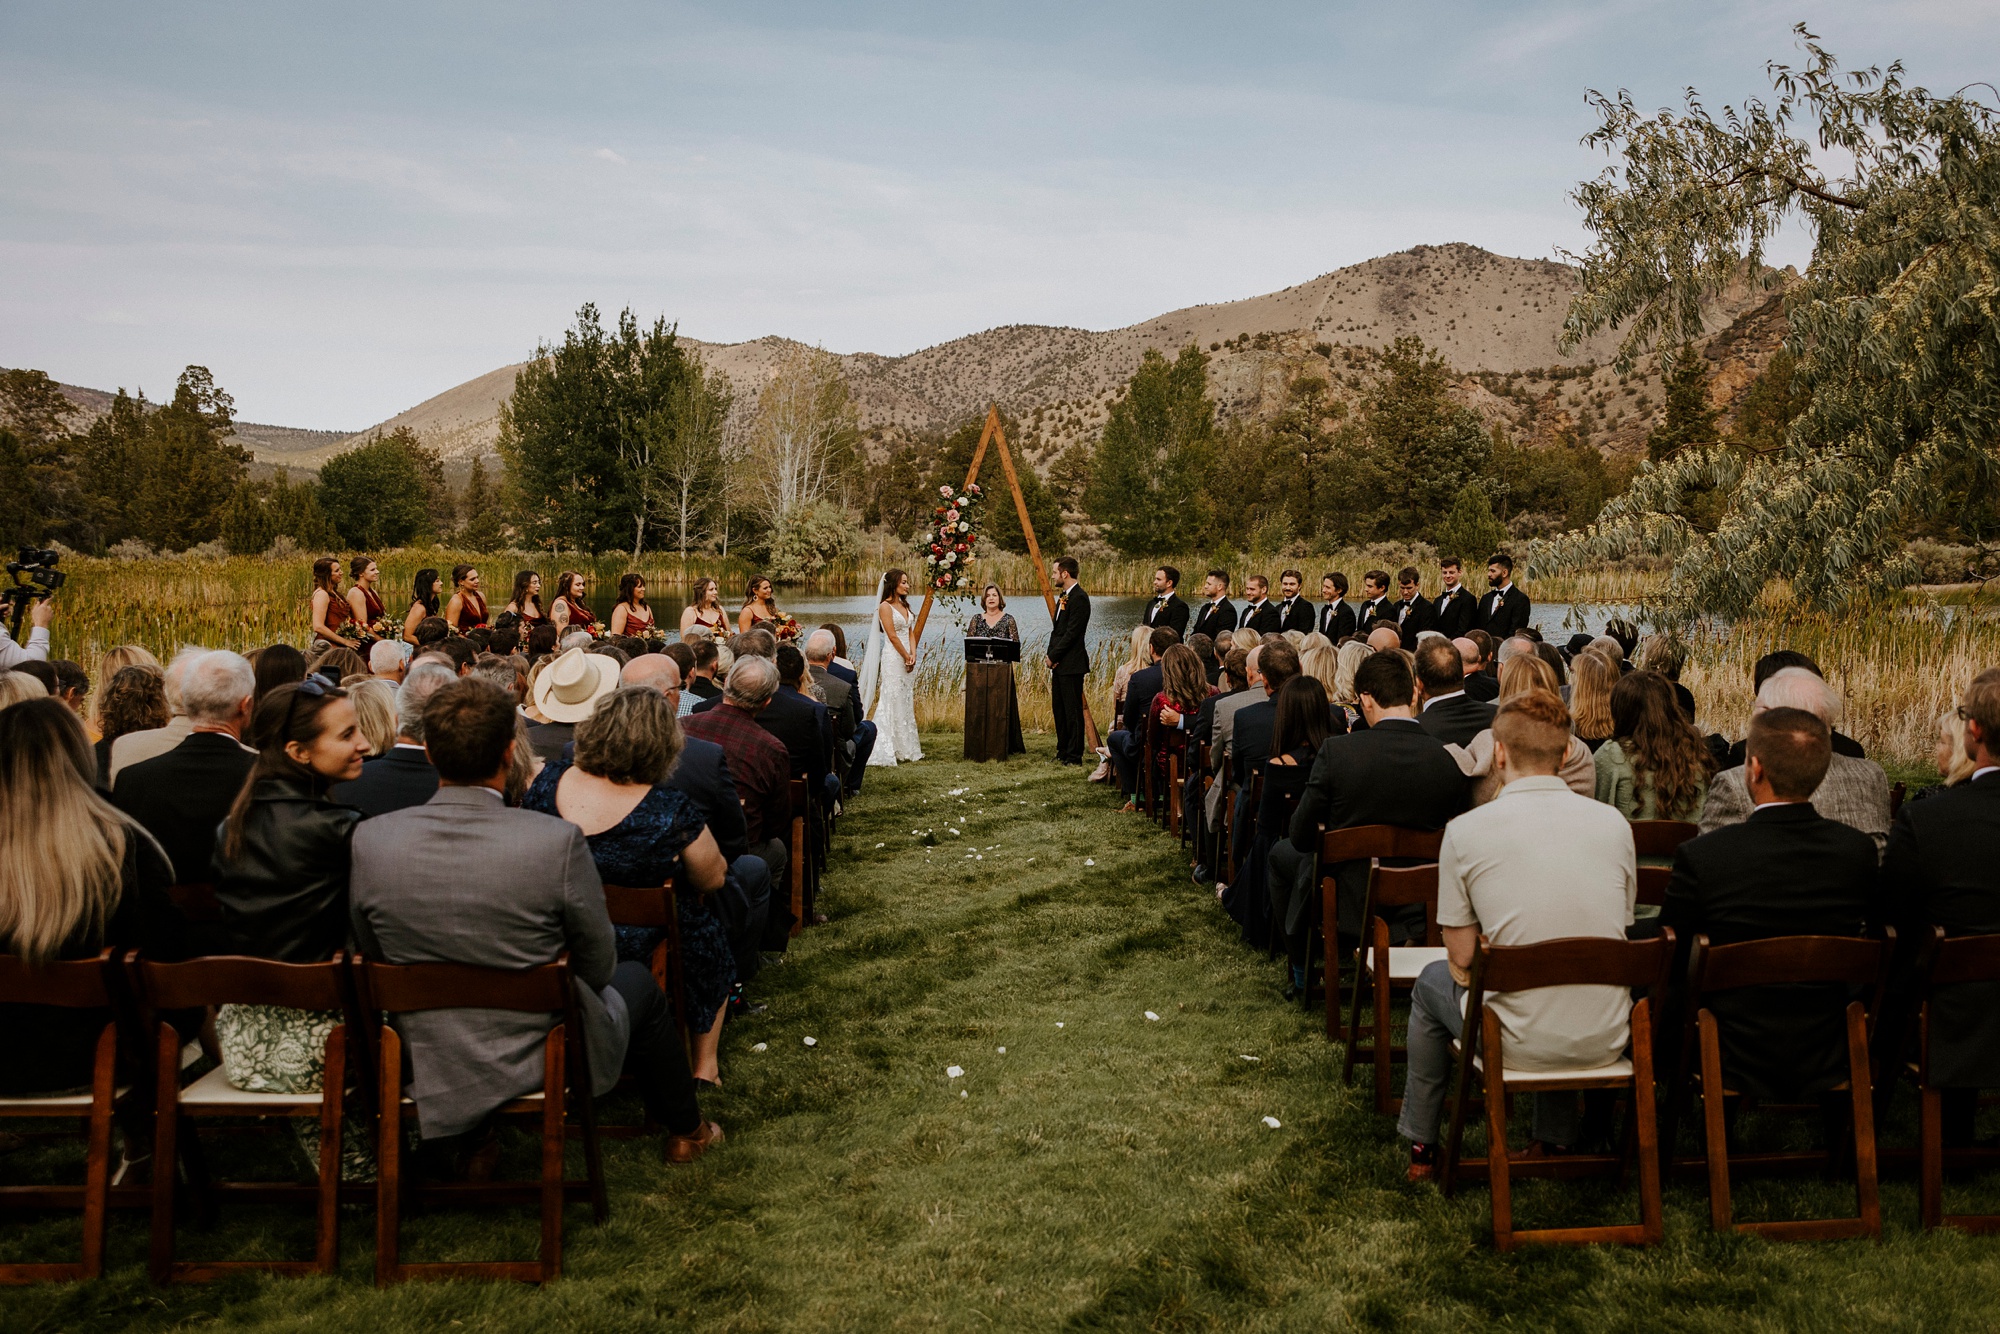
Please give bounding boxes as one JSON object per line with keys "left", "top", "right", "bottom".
{"left": 532, "top": 647, "right": 620, "bottom": 723}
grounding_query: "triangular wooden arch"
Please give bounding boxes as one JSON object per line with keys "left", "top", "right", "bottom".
{"left": 908, "top": 404, "right": 1097, "bottom": 747}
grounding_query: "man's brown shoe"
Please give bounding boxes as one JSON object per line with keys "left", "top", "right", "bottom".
{"left": 666, "top": 1120, "right": 725, "bottom": 1164}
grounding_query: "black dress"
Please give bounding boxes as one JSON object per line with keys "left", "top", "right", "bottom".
{"left": 965, "top": 613, "right": 1025, "bottom": 759}
{"left": 523, "top": 761, "right": 733, "bottom": 1034}
{"left": 1223, "top": 745, "right": 1317, "bottom": 949}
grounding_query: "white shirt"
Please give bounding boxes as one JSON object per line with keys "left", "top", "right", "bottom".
{"left": 1422, "top": 690, "right": 1464, "bottom": 711}
{"left": 0, "top": 622, "right": 49, "bottom": 670}
{"left": 1437, "top": 775, "right": 1637, "bottom": 1072}
{"left": 1974, "top": 766, "right": 2000, "bottom": 782}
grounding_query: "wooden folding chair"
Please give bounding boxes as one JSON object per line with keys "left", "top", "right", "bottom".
{"left": 1677, "top": 933, "right": 1889, "bottom": 1241}
{"left": 1629, "top": 820, "right": 1698, "bottom": 908}
{"left": 1141, "top": 715, "right": 1161, "bottom": 823}
{"left": 1307, "top": 825, "right": 1444, "bottom": 1040}
{"left": 1344, "top": 863, "right": 1444, "bottom": 1114}
{"left": 164, "top": 882, "right": 221, "bottom": 925}
{"left": 786, "top": 777, "right": 809, "bottom": 936}
{"left": 355, "top": 954, "right": 608, "bottom": 1285}
{"left": 130, "top": 951, "right": 363, "bottom": 1283}
{"left": 1913, "top": 929, "right": 2000, "bottom": 1232}
{"left": 0, "top": 950, "right": 129, "bottom": 1284}
{"left": 601, "top": 882, "right": 687, "bottom": 1038}
{"left": 1440, "top": 932, "right": 1676, "bottom": 1250}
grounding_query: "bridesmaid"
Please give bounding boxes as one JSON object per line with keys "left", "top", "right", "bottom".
{"left": 309, "top": 558, "right": 360, "bottom": 650}
{"left": 679, "top": 577, "right": 725, "bottom": 637}
{"left": 442, "top": 564, "right": 488, "bottom": 633}
{"left": 345, "top": 557, "right": 386, "bottom": 641}
{"left": 505, "top": 570, "right": 545, "bottom": 629}
{"left": 609, "top": 574, "right": 656, "bottom": 636}
{"left": 550, "top": 570, "right": 597, "bottom": 636}
{"left": 402, "top": 568, "right": 442, "bottom": 645}
{"left": 738, "top": 575, "right": 780, "bottom": 634}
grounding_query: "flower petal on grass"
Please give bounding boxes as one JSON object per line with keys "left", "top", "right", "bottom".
{"left": 1240, "top": 1054, "right": 1260, "bottom": 1062}
{"left": 751, "top": 1043, "right": 767, "bottom": 1053}
{"left": 1084, "top": 859, "right": 1095, "bottom": 867}
{"left": 1144, "top": 1011, "right": 1159, "bottom": 1022}
{"left": 1262, "top": 1116, "right": 1282, "bottom": 1129}
{"left": 803, "top": 1036, "right": 818, "bottom": 1047}
{"left": 946, "top": 1065, "right": 964, "bottom": 1078}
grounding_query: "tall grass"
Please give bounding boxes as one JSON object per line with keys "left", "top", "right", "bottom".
{"left": 39, "top": 550, "right": 1994, "bottom": 768}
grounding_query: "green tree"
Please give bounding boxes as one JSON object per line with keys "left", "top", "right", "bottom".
{"left": 925, "top": 411, "right": 1062, "bottom": 555}
{"left": 1727, "top": 349, "right": 1807, "bottom": 454}
{"left": 1358, "top": 336, "right": 1490, "bottom": 543}
{"left": 0, "top": 370, "right": 85, "bottom": 546}
{"left": 318, "top": 431, "right": 439, "bottom": 549}
{"left": 644, "top": 353, "right": 733, "bottom": 558}
{"left": 1085, "top": 345, "right": 1218, "bottom": 555}
{"left": 1435, "top": 482, "right": 1510, "bottom": 566}
{"left": 1552, "top": 30, "right": 2000, "bottom": 618}
{"left": 75, "top": 367, "right": 249, "bottom": 551}
{"left": 220, "top": 469, "right": 335, "bottom": 555}
{"left": 1645, "top": 352, "right": 1721, "bottom": 462}
{"left": 862, "top": 436, "right": 929, "bottom": 537}
{"left": 458, "top": 456, "right": 505, "bottom": 550}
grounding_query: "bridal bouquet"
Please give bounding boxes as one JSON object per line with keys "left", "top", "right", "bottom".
{"left": 771, "top": 614, "right": 802, "bottom": 643}
{"left": 920, "top": 482, "right": 983, "bottom": 596}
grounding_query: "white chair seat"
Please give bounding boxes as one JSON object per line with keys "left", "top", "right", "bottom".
{"left": 1472, "top": 1054, "right": 1634, "bottom": 1085}
{"left": 1385, "top": 946, "right": 1448, "bottom": 981}
{"left": 0, "top": 1086, "right": 131, "bottom": 1111}
{"left": 179, "top": 1065, "right": 323, "bottom": 1109}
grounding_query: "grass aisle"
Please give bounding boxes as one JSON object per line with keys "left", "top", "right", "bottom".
{"left": 7, "top": 730, "right": 2000, "bottom": 1331}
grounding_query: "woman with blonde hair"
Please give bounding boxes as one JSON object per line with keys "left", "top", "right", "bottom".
{"left": 1569, "top": 650, "right": 1620, "bottom": 751}
{"left": 342, "top": 677, "right": 398, "bottom": 758}
{"left": 90, "top": 645, "right": 161, "bottom": 733}
{"left": 1330, "top": 640, "right": 1371, "bottom": 724}
{"left": 1111, "top": 626, "right": 1150, "bottom": 713}
{"left": 0, "top": 699, "right": 184, "bottom": 1095}
{"left": 1914, "top": 706, "right": 1981, "bottom": 802}
{"left": 1300, "top": 631, "right": 1332, "bottom": 656}
{"left": 1231, "top": 627, "right": 1261, "bottom": 655}
{"left": 1449, "top": 655, "right": 1594, "bottom": 804}
{"left": 0, "top": 670, "right": 48, "bottom": 713}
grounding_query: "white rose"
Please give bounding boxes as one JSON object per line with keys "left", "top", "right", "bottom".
{"left": 958, "top": 521, "right": 969, "bottom": 532}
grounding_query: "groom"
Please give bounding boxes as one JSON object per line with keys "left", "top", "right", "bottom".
{"left": 1047, "top": 557, "right": 1092, "bottom": 765}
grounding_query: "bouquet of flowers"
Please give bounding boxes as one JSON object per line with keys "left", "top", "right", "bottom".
{"left": 919, "top": 481, "right": 983, "bottom": 598}
{"left": 367, "top": 616, "right": 398, "bottom": 644}
{"left": 771, "top": 614, "right": 802, "bottom": 643}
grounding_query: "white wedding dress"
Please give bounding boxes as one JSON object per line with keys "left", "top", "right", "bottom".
{"left": 860, "top": 602, "right": 923, "bottom": 766}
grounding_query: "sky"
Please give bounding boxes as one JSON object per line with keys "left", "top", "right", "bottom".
{"left": 4, "top": 1, "right": 1997, "bottom": 429}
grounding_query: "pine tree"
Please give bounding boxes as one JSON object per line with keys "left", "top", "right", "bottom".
{"left": 459, "top": 456, "right": 505, "bottom": 550}
{"left": 1435, "top": 483, "right": 1510, "bottom": 567}
{"left": 1085, "top": 344, "right": 1218, "bottom": 555}
{"left": 1645, "top": 352, "right": 1720, "bottom": 462}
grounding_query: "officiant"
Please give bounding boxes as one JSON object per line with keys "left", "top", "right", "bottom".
{"left": 964, "top": 584, "right": 1025, "bottom": 761}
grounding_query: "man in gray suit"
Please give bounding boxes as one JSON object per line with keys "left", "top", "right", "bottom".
{"left": 1700, "top": 667, "right": 1891, "bottom": 857}
{"left": 350, "top": 679, "right": 719, "bottom": 1165}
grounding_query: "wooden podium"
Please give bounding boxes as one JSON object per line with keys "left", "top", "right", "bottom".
{"left": 964, "top": 659, "right": 1025, "bottom": 761}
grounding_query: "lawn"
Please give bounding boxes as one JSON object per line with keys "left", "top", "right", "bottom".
{"left": 4, "top": 730, "right": 1998, "bottom": 1332}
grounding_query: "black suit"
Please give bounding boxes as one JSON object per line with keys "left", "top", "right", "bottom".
{"left": 1884, "top": 771, "right": 2000, "bottom": 1088}
{"left": 1418, "top": 692, "right": 1496, "bottom": 747}
{"left": 1276, "top": 718, "right": 1469, "bottom": 943}
{"left": 111, "top": 731, "right": 257, "bottom": 885}
{"left": 1354, "top": 595, "right": 1394, "bottom": 637}
{"left": 1232, "top": 699, "right": 1277, "bottom": 787}
{"left": 1142, "top": 593, "right": 1189, "bottom": 639}
{"left": 1047, "top": 583, "right": 1092, "bottom": 763}
{"left": 525, "top": 719, "right": 575, "bottom": 764}
{"left": 1242, "top": 599, "right": 1280, "bottom": 636}
{"left": 1317, "top": 600, "right": 1355, "bottom": 642}
{"left": 1392, "top": 595, "right": 1436, "bottom": 649}
{"left": 1475, "top": 584, "right": 1533, "bottom": 639}
{"left": 1275, "top": 596, "right": 1314, "bottom": 636}
{"left": 687, "top": 676, "right": 722, "bottom": 702}
{"left": 667, "top": 736, "right": 749, "bottom": 863}
{"left": 1191, "top": 597, "right": 1237, "bottom": 641}
{"left": 1723, "top": 730, "right": 1866, "bottom": 767}
{"left": 330, "top": 746, "right": 439, "bottom": 819}
{"left": 767, "top": 687, "right": 833, "bottom": 805}
{"left": 1464, "top": 672, "right": 1499, "bottom": 703}
{"left": 1660, "top": 803, "right": 1880, "bottom": 1101}
{"left": 1121, "top": 663, "right": 1164, "bottom": 737}
{"left": 1432, "top": 585, "right": 1477, "bottom": 639}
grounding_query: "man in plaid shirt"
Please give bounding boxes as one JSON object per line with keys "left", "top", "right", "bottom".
{"left": 682, "top": 654, "right": 792, "bottom": 887}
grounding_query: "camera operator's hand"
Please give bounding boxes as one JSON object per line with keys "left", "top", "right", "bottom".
{"left": 31, "top": 596, "right": 54, "bottom": 630}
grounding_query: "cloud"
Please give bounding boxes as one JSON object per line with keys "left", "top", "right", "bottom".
{"left": 592, "top": 146, "right": 626, "bottom": 164}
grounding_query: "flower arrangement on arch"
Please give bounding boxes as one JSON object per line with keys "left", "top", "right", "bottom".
{"left": 919, "top": 481, "right": 984, "bottom": 597}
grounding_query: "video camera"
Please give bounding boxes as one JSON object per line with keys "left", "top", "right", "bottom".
{"left": 3, "top": 546, "right": 64, "bottom": 639}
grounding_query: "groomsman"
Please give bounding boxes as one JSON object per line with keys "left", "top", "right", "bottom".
{"left": 1475, "top": 553, "right": 1532, "bottom": 639}
{"left": 1141, "top": 566, "right": 1190, "bottom": 638}
{"left": 1047, "top": 557, "right": 1092, "bottom": 765}
{"left": 1317, "top": 572, "right": 1356, "bottom": 641}
{"left": 1242, "top": 576, "right": 1280, "bottom": 635}
{"left": 1393, "top": 565, "right": 1437, "bottom": 649}
{"left": 1354, "top": 571, "right": 1393, "bottom": 636}
{"left": 1190, "top": 569, "right": 1238, "bottom": 641}
{"left": 1432, "top": 556, "right": 1477, "bottom": 639}
{"left": 1275, "top": 570, "right": 1315, "bottom": 635}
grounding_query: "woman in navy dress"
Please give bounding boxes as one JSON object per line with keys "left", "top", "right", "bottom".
{"left": 522, "top": 686, "right": 735, "bottom": 1085}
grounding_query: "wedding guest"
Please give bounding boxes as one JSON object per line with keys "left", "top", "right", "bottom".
{"left": 1912, "top": 706, "right": 1980, "bottom": 801}
{"left": 110, "top": 648, "right": 211, "bottom": 783}
{"left": 1634, "top": 636, "right": 1698, "bottom": 723}
{"left": 686, "top": 638, "right": 724, "bottom": 703}
{"left": 680, "top": 577, "right": 726, "bottom": 637}
{"left": 1700, "top": 667, "right": 1892, "bottom": 855}
{"left": 526, "top": 622, "right": 561, "bottom": 663}
{"left": 92, "top": 664, "right": 169, "bottom": 789}
{"left": 0, "top": 699, "right": 187, "bottom": 1096}
{"left": 1450, "top": 655, "right": 1596, "bottom": 803}
{"left": 351, "top": 679, "right": 717, "bottom": 1163}
{"left": 1569, "top": 651, "right": 1620, "bottom": 752}
{"left": 331, "top": 659, "right": 456, "bottom": 818}
{"left": 526, "top": 646, "right": 621, "bottom": 763}
{"left": 345, "top": 678, "right": 398, "bottom": 756}
{"left": 1399, "top": 689, "right": 1636, "bottom": 1181}
{"left": 346, "top": 557, "right": 387, "bottom": 640}
{"left": 1110, "top": 628, "right": 1174, "bottom": 804}
{"left": 90, "top": 645, "right": 161, "bottom": 734}
{"left": 1461, "top": 632, "right": 1500, "bottom": 702}
{"left": 1185, "top": 649, "right": 1251, "bottom": 886}
{"left": 551, "top": 571, "right": 597, "bottom": 636}
{"left": 442, "top": 564, "right": 488, "bottom": 633}
{"left": 1228, "top": 667, "right": 1326, "bottom": 942}
{"left": 430, "top": 636, "right": 477, "bottom": 676}
{"left": 403, "top": 569, "right": 443, "bottom": 645}
{"left": 609, "top": 574, "right": 656, "bottom": 636}
{"left": 368, "top": 639, "right": 407, "bottom": 683}
{"left": 0, "top": 592, "right": 53, "bottom": 671}
{"left": 768, "top": 645, "right": 836, "bottom": 808}
{"left": 505, "top": 570, "right": 545, "bottom": 629}
{"left": 807, "top": 630, "right": 874, "bottom": 788}
{"left": 1110, "top": 626, "right": 1151, "bottom": 716}
{"left": 1415, "top": 638, "right": 1496, "bottom": 747}
{"left": 412, "top": 615, "right": 450, "bottom": 650}
{"left": 1227, "top": 641, "right": 1301, "bottom": 844}
{"left": 682, "top": 655, "right": 792, "bottom": 894}
{"left": 1594, "top": 670, "right": 1713, "bottom": 822}
{"left": 1715, "top": 651, "right": 1869, "bottom": 765}
{"left": 253, "top": 643, "right": 308, "bottom": 705}
{"left": 308, "top": 644, "right": 368, "bottom": 685}
{"left": 819, "top": 622, "right": 858, "bottom": 679}
{"left": 112, "top": 650, "right": 257, "bottom": 884}
{"left": 43, "top": 659, "right": 89, "bottom": 716}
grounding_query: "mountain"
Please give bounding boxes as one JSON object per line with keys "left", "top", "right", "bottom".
{"left": 43, "top": 242, "right": 1789, "bottom": 473}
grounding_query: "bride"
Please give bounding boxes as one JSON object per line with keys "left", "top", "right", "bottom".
{"left": 858, "top": 569, "right": 923, "bottom": 766}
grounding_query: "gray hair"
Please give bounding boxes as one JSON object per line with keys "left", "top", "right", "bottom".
{"left": 163, "top": 645, "right": 207, "bottom": 714}
{"left": 560, "top": 630, "right": 595, "bottom": 651}
{"left": 1497, "top": 635, "right": 1537, "bottom": 665}
{"left": 1588, "top": 634, "right": 1625, "bottom": 662}
{"left": 180, "top": 650, "right": 255, "bottom": 724}
{"left": 803, "top": 629, "right": 836, "bottom": 663}
{"left": 1755, "top": 665, "right": 1843, "bottom": 729}
{"left": 368, "top": 640, "right": 406, "bottom": 674}
{"left": 395, "top": 660, "right": 460, "bottom": 742}
{"left": 723, "top": 653, "right": 778, "bottom": 709}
